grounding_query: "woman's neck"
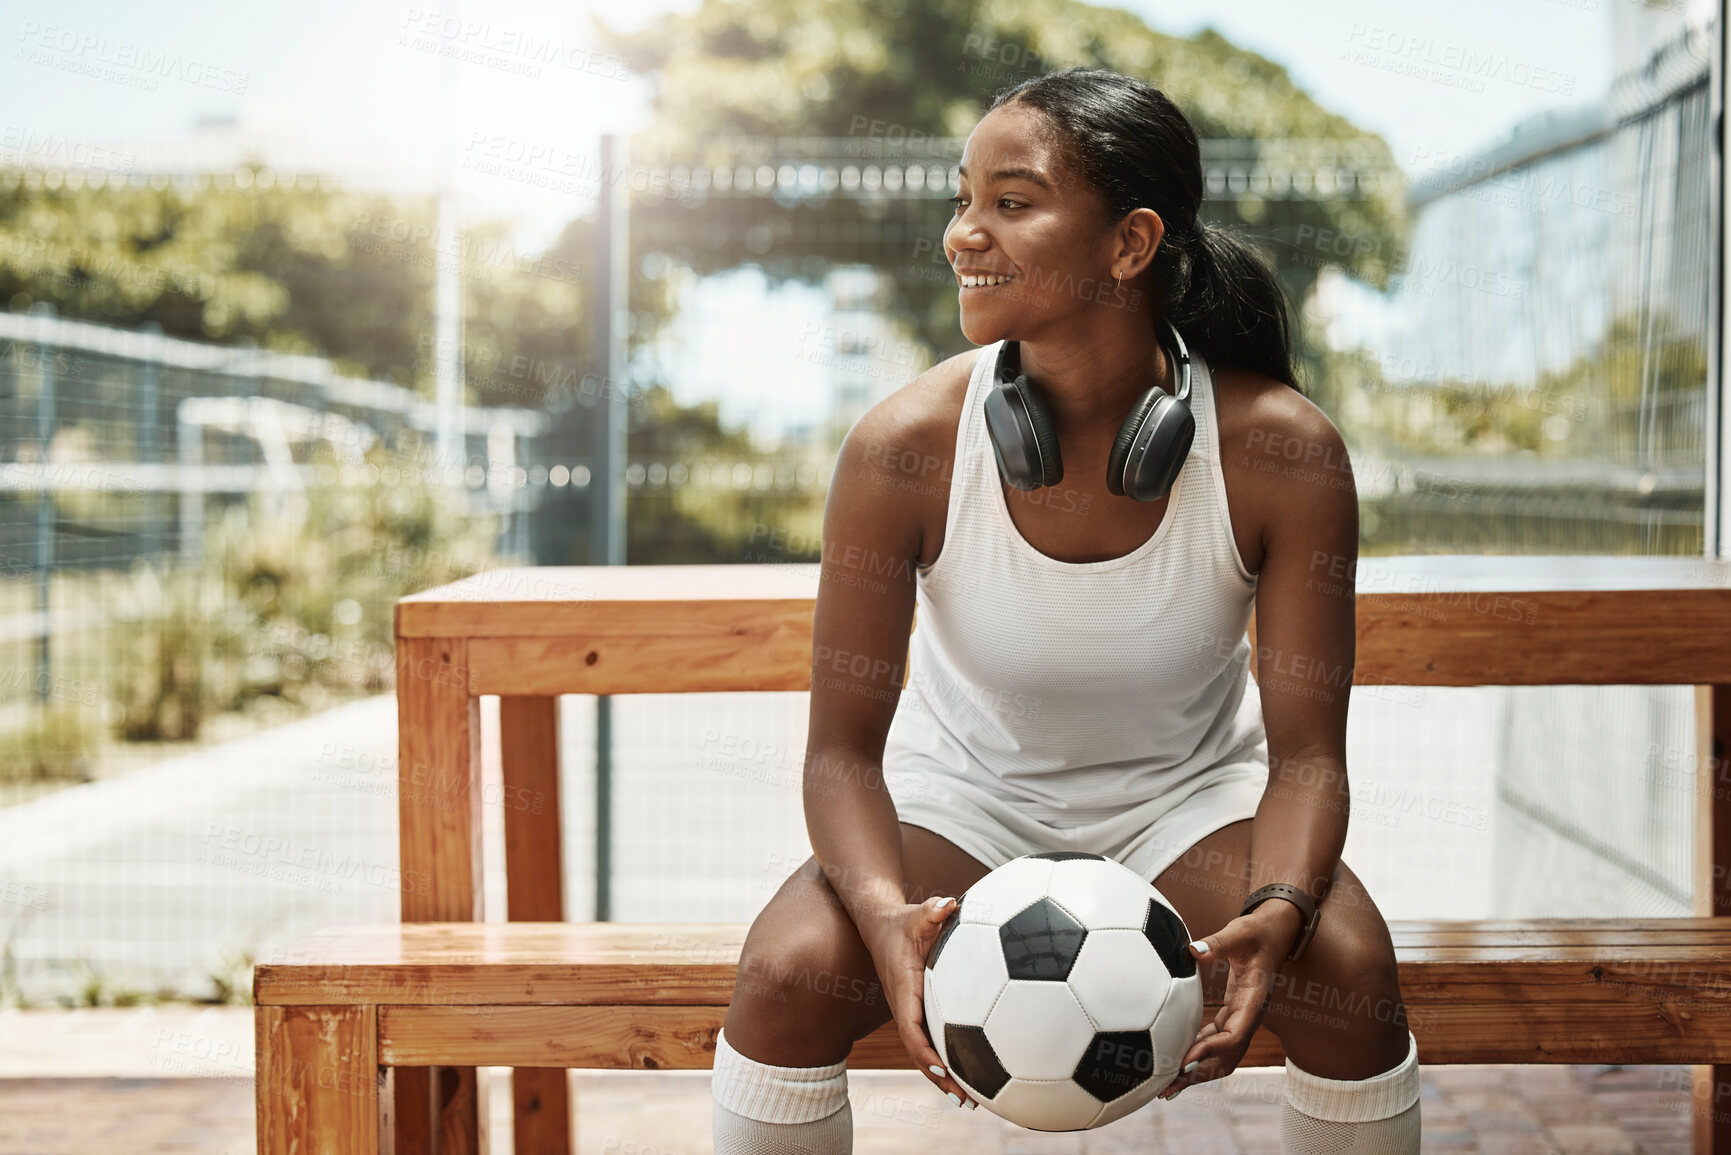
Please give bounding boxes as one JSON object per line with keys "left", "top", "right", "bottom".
{"left": 1015, "top": 325, "right": 1174, "bottom": 439}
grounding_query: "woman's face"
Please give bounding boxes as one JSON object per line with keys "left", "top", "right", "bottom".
{"left": 943, "top": 101, "right": 1133, "bottom": 347}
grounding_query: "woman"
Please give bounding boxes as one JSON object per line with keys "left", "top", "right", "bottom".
{"left": 712, "top": 67, "right": 1420, "bottom": 1154}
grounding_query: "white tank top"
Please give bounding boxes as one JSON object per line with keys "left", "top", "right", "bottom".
{"left": 880, "top": 338, "right": 1266, "bottom": 828}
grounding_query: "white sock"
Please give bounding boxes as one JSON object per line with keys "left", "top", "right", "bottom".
{"left": 1280, "top": 1030, "right": 1421, "bottom": 1154}
{"left": 712, "top": 1027, "right": 853, "bottom": 1155}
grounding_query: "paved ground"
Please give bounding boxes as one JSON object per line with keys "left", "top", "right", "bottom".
{"left": 0, "top": 1063, "right": 1699, "bottom": 1154}
{"left": 0, "top": 1010, "right": 1701, "bottom": 1153}
{"left": 0, "top": 686, "right": 1524, "bottom": 1006}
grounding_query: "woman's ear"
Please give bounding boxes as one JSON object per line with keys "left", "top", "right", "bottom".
{"left": 1120, "top": 207, "right": 1165, "bottom": 278}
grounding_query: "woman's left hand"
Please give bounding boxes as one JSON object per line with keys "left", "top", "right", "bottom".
{"left": 1157, "top": 901, "right": 1302, "bottom": 1101}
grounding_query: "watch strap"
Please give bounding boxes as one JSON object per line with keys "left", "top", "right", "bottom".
{"left": 1240, "top": 882, "right": 1322, "bottom": 962}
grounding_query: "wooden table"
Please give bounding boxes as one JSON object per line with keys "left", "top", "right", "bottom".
{"left": 375, "top": 556, "right": 1731, "bottom": 1154}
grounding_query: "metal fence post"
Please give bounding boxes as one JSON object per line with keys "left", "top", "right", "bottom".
{"left": 590, "top": 132, "right": 629, "bottom": 921}
{"left": 31, "top": 306, "right": 54, "bottom": 703}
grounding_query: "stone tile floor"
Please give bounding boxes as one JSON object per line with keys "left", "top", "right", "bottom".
{"left": 0, "top": 1063, "right": 1700, "bottom": 1154}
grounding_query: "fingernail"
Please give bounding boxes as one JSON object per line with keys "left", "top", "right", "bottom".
{"left": 938, "top": 896, "right": 956, "bottom": 907}
{"left": 1188, "top": 939, "right": 1209, "bottom": 954}
{"left": 967, "top": 1099, "right": 978, "bottom": 1110}
{"left": 928, "top": 1064, "right": 946, "bottom": 1077}
{"left": 947, "top": 1091, "right": 963, "bottom": 1108}
{"left": 1183, "top": 1059, "right": 1200, "bottom": 1074}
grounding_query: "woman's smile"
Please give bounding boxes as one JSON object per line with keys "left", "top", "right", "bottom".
{"left": 957, "top": 270, "right": 1018, "bottom": 291}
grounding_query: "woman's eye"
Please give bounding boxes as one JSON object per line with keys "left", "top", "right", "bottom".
{"left": 948, "top": 195, "right": 1023, "bottom": 212}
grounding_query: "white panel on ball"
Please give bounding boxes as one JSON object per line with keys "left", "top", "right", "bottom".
{"left": 1150, "top": 973, "right": 1205, "bottom": 1088}
{"left": 1044, "top": 858, "right": 1160, "bottom": 929}
{"left": 957, "top": 857, "right": 1055, "bottom": 926}
{"left": 983, "top": 981, "right": 1097, "bottom": 1080}
{"left": 989, "top": 1078, "right": 1106, "bottom": 1132}
{"left": 928, "top": 922, "right": 1010, "bottom": 1025}
{"left": 1068, "top": 929, "right": 1171, "bottom": 1032}
{"left": 923, "top": 970, "right": 951, "bottom": 1070}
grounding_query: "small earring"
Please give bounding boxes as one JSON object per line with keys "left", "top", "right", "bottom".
{"left": 1115, "top": 269, "right": 1123, "bottom": 290}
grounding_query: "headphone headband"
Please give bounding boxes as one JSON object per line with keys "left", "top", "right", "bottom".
{"left": 983, "top": 317, "right": 1198, "bottom": 503}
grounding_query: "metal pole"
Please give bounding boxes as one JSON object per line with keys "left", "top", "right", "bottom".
{"left": 433, "top": 5, "right": 464, "bottom": 480}
{"left": 1710, "top": 0, "right": 1728, "bottom": 558}
{"left": 591, "top": 133, "right": 629, "bottom": 921}
{"left": 32, "top": 309, "right": 54, "bottom": 703}
{"left": 138, "top": 322, "right": 162, "bottom": 562}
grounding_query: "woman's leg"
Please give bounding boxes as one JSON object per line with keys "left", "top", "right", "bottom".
{"left": 1152, "top": 819, "right": 1420, "bottom": 1154}
{"left": 713, "top": 823, "right": 995, "bottom": 1155}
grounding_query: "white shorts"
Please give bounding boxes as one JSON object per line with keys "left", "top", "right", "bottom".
{"left": 884, "top": 757, "right": 1270, "bottom": 884}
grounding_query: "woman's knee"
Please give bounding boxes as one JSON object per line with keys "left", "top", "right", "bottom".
{"left": 724, "top": 859, "right": 891, "bottom": 1063}
{"left": 1264, "top": 868, "right": 1408, "bottom": 1061}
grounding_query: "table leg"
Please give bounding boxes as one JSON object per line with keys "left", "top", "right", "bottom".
{"left": 257, "top": 1005, "right": 379, "bottom": 1154}
{"left": 396, "top": 635, "right": 484, "bottom": 1153}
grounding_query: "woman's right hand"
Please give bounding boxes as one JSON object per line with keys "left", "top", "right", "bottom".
{"left": 865, "top": 894, "right": 978, "bottom": 1110}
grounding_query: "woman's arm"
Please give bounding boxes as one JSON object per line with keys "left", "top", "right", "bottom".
{"left": 798, "top": 369, "right": 977, "bottom": 1104}
{"left": 1162, "top": 391, "right": 1360, "bottom": 1098}
{"left": 1240, "top": 405, "right": 1358, "bottom": 946}
{"left": 801, "top": 399, "right": 933, "bottom": 946}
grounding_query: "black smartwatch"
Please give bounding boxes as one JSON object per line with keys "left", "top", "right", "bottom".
{"left": 1239, "top": 883, "right": 1322, "bottom": 962}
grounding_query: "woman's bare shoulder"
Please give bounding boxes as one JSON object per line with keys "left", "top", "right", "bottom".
{"left": 845, "top": 345, "right": 981, "bottom": 478}
{"left": 837, "top": 346, "right": 984, "bottom": 567}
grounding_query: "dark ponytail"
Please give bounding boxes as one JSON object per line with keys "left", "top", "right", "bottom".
{"left": 985, "top": 67, "right": 1300, "bottom": 390}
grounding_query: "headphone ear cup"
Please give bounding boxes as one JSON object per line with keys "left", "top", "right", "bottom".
{"left": 1106, "top": 387, "right": 1165, "bottom": 498}
{"left": 1123, "top": 397, "right": 1196, "bottom": 502}
{"left": 1015, "top": 373, "right": 1063, "bottom": 487}
{"left": 984, "top": 372, "right": 1064, "bottom": 490}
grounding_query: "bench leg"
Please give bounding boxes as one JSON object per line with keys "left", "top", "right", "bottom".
{"left": 388, "top": 1066, "right": 485, "bottom": 1154}
{"left": 501, "top": 695, "right": 573, "bottom": 1155}
{"left": 1697, "top": 686, "right": 1731, "bottom": 1154}
{"left": 257, "top": 1005, "right": 379, "bottom": 1155}
{"left": 1694, "top": 1067, "right": 1731, "bottom": 1153}
{"left": 513, "top": 1069, "right": 571, "bottom": 1154}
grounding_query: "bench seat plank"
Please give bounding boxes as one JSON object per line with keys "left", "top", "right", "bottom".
{"left": 374, "top": 1001, "right": 1731, "bottom": 1069}
{"left": 252, "top": 921, "right": 1731, "bottom": 1018}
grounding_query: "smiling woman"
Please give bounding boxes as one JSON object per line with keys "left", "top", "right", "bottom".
{"left": 713, "top": 66, "right": 1416, "bottom": 1155}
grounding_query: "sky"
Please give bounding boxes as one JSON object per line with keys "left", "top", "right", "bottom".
{"left": 3, "top": 0, "right": 1647, "bottom": 230}
{"left": 1, "top": 0, "right": 1706, "bottom": 440}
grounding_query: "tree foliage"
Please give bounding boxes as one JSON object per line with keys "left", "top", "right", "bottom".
{"left": 597, "top": 0, "right": 1410, "bottom": 369}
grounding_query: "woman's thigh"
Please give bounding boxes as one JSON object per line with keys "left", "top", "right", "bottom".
{"left": 721, "top": 822, "right": 996, "bottom": 1066}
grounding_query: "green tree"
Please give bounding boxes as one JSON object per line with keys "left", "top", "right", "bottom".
{"left": 597, "top": 0, "right": 1410, "bottom": 380}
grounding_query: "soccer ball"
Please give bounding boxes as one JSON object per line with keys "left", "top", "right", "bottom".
{"left": 922, "top": 851, "right": 1204, "bottom": 1131}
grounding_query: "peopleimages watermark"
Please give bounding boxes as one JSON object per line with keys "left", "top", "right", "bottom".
{"left": 0, "top": 125, "right": 133, "bottom": 173}
{"left": 1287, "top": 225, "right": 1526, "bottom": 300}
{"left": 459, "top": 133, "right": 699, "bottom": 207}
{"left": 1342, "top": 25, "right": 1576, "bottom": 96}
{"left": 349, "top": 211, "right": 584, "bottom": 287}
{"left": 1410, "top": 145, "right": 1638, "bottom": 219}
{"left": 15, "top": 21, "right": 250, "bottom": 94}
{"left": 200, "top": 823, "right": 431, "bottom": 897}
{"left": 397, "top": 8, "right": 632, "bottom": 81}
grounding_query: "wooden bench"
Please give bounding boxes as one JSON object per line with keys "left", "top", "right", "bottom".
{"left": 255, "top": 557, "right": 1731, "bottom": 1154}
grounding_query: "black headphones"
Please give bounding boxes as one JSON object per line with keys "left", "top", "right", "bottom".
{"left": 983, "top": 316, "right": 1194, "bottom": 503}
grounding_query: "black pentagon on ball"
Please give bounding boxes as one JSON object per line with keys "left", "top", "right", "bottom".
{"left": 1000, "top": 897, "right": 1087, "bottom": 980}
{"left": 1143, "top": 898, "right": 1195, "bottom": 978}
{"left": 945, "top": 1023, "right": 1011, "bottom": 1099}
{"left": 1073, "top": 1030, "right": 1157, "bottom": 1102}
{"left": 926, "top": 896, "right": 965, "bottom": 969}
{"left": 1026, "top": 851, "right": 1107, "bottom": 861}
